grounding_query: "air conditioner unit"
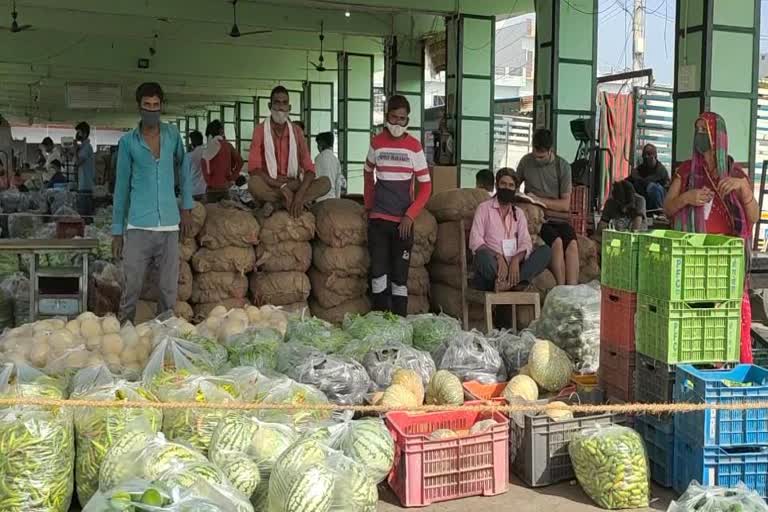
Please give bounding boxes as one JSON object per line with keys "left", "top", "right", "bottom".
{"left": 65, "top": 83, "right": 122, "bottom": 109}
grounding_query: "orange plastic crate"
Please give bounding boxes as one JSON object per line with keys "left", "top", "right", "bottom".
{"left": 385, "top": 410, "right": 509, "bottom": 507}
{"left": 463, "top": 381, "right": 506, "bottom": 401}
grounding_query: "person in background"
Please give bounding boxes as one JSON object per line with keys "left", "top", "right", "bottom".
{"left": 112, "top": 82, "right": 193, "bottom": 323}
{"left": 470, "top": 168, "right": 552, "bottom": 292}
{"left": 38, "top": 136, "right": 62, "bottom": 172}
{"left": 595, "top": 180, "right": 647, "bottom": 242}
{"left": 314, "top": 131, "right": 343, "bottom": 201}
{"left": 475, "top": 168, "right": 494, "bottom": 195}
{"left": 664, "top": 112, "right": 758, "bottom": 363}
{"left": 185, "top": 130, "right": 206, "bottom": 201}
{"left": 46, "top": 160, "right": 67, "bottom": 189}
{"left": 365, "top": 95, "right": 432, "bottom": 316}
{"left": 248, "top": 86, "right": 330, "bottom": 217}
{"left": 630, "top": 143, "right": 669, "bottom": 211}
{"left": 516, "top": 128, "right": 579, "bottom": 285}
{"left": 74, "top": 121, "right": 95, "bottom": 218}
{"left": 202, "top": 119, "right": 242, "bottom": 203}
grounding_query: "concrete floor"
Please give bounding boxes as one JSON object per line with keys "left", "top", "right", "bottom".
{"left": 378, "top": 479, "right": 676, "bottom": 511}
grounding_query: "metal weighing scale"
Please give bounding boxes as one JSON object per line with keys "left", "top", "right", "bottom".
{"left": 0, "top": 238, "right": 99, "bottom": 322}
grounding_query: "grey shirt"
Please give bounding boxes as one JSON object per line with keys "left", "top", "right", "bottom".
{"left": 516, "top": 154, "right": 572, "bottom": 200}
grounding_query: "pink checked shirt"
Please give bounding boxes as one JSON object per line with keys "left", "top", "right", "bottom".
{"left": 469, "top": 198, "right": 532, "bottom": 258}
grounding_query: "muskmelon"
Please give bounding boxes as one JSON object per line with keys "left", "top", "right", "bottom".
{"left": 503, "top": 375, "right": 539, "bottom": 402}
{"left": 391, "top": 368, "right": 424, "bottom": 404}
{"left": 426, "top": 370, "right": 464, "bottom": 406}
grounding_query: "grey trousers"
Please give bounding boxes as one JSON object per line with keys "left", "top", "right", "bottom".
{"left": 119, "top": 229, "right": 179, "bottom": 323}
{"left": 472, "top": 246, "right": 552, "bottom": 291}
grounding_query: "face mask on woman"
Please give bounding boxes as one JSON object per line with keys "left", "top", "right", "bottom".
{"left": 694, "top": 132, "right": 711, "bottom": 154}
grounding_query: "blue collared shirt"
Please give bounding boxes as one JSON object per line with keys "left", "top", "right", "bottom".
{"left": 111, "top": 122, "right": 192, "bottom": 235}
{"left": 77, "top": 138, "right": 95, "bottom": 192}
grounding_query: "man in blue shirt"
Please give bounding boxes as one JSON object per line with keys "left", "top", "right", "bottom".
{"left": 74, "top": 121, "right": 95, "bottom": 217}
{"left": 112, "top": 82, "right": 193, "bottom": 322}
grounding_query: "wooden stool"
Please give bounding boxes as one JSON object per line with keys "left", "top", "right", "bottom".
{"left": 463, "top": 289, "right": 541, "bottom": 333}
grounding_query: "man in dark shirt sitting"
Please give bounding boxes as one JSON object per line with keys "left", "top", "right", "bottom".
{"left": 630, "top": 143, "right": 669, "bottom": 212}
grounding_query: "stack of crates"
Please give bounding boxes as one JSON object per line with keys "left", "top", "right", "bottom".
{"left": 672, "top": 365, "right": 768, "bottom": 499}
{"left": 633, "top": 230, "right": 745, "bottom": 487}
{"left": 599, "top": 230, "right": 640, "bottom": 403}
{"left": 570, "top": 185, "right": 588, "bottom": 236}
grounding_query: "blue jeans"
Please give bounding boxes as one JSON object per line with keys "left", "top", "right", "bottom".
{"left": 472, "top": 246, "right": 552, "bottom": 291}
{"left": 644, "top": 182, "right": 665, "bottom": 211}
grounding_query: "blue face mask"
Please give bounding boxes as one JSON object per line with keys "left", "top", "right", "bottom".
{"left": 694, "top": 132, "right": 711, "bottom": 154}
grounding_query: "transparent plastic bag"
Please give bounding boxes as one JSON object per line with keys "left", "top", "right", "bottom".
{"left": 529, "top": 284, "right": 601, "bottom": 371}
{"left": 432, "top": 330, "right": 506, "bottom": 383}
{"left": 72, "top": 378, "right": 162, "bottom": 506}
{"left": 326, "top": 418, "right": 395, "bottom": 484}
{"left": 667, "top": 481, "right": 768, "bottom": 512}
{"left": 487, "top": 329, "right": 538, "bottom": 375}
{"left": 250, "top": 375, "right": 331, "bottom": 428}
{"left": 83, "top": 479, "right": 231, "bottom": 512}
{"left": 277, "top": 343, "right": 372, "bottom": 405}
{"left": 342, "top": 310, "right": 414, "bottom": 346}
{"left": 335, "top": 335, "right": 388, "bottom": 361}
{"left": 0, "top": 188, "right": 23, "bottom": 212}
{"left": 569, "top": 425, "right": 650, "bottom": 509}
{"left": 267, "top": 438, "right": 378, "bottom": 512}
{"left": 0, "top": 361, "right": 67, "bottom": 399}
{"left": 407, "top": 313, "right": 462, "bottom": 352}
{"left": 285, "top": 315, "right": 351, "bottom": 353}
{"left": 224, "top": 326, "right": 283, "bottom": 369}
{"left": 0, "top": 273, "right": 28, "bottom": 327}
{"left": 8, "top": 212, "right": 43, "bottom": 238}
{"left": 142, "top": 335, "right": 222, "bottom": 387}
{"left": 362, "top": 341, "right": 436, "bottom": 389}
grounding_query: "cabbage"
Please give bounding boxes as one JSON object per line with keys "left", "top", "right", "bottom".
{"left": 224, "top": 327, "right": 283, "bottom": 369}
{"left": 408, "top": 313, "right": 461, "bottom": 352}
{"left": 286, "top": 316, "right": 351, "bottom": 353}
{"left": 343, "top": 311, "right": 413, "bottom": 345}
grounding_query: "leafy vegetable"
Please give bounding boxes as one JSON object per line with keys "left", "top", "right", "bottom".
{"left": 224, "top": 327, "right": 283, "bottom": 369}
{"left": 343, "top": 311, "right": 413, "bottom": 346}
{"left": 286, "top": 316, "right": 351, "bottom": 353}
{"left": 408, "top": 313, "right": 461, "bottom": 352}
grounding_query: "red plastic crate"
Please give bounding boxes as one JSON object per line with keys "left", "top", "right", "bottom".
{"left": 600, "top": 287, "right": 638, "bottom": 351}
{"left": 599, "top": 345, "right": 635, "bottom": 402}
{"left": 385, "top": 410, "right": 509, "bottom": 507}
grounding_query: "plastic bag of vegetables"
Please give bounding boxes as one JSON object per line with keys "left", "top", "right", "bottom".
{"left": 224, "top": 326, "right": 283, "bottom": 369}
{"left": 325, "top": 418, "right": 395, "bottom": 484}
{"left": 528, "top": 284, "right": 600, "bottom": 371}
{"left": 285, "top": 315, "right": 351, "bottom": 353}
{"left": 0, "top": 363, "right": 74, "bottom": 512}
{"left": 154, "top": 374, "right": 240, "bottom": 455}
{"left": 83, "top": 479, "right": 233, "bottom": 512}
{"left": 362, "top": 341, "right": 436, "bottom": 389}
{"left": 343, "top": 310, "right": 414, "bottom": 345}
{"left": 407, "top": 313, "right": 462, "bottom": 352}
{"left": 209, "top": 414, "right": 298, "bottom": 508}
{"left": 277, "top": 343, "right": 372, "bottom": 405}
{"left": 569, "top": 425, "right": 650, "bottom": 509}
{"left": 72, "top": 374, "right": 163, "bottom": 506}
{"left": 267, "top": 438, "right": 378, "bottom": 512}
{"left": 487, "top": 329, "right": 537, "bottom": 375}
{"left": 432, "top": 330, "right": 506, "bottom": 383}
{"left": 251, "top": 375, "right": 331, "bottom": 428}
{"left": 667, "top": 481, "right": 768, "bottom": 512}
{"left": 142, "top": 335, "right": 223, "bottom": 387}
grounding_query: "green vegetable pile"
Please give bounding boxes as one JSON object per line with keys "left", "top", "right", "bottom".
{"left": 83, "top": 479, "right": 229, "bottom": 511}
{"left": 286, "top": 316, "right": 351, "bottom": 353}
{"left": 569, "top": 425, "right": 650, "bottom": 509}
{"left": 408, "top": 313, "right": 462, "bottom": 352}
{"left": 343, "top": 311, "right": 414, "bottom": 346}
{"left": 668, "top": 481, "right": 768, "bottom": 512}
{"left": 224, "top": 327, "right": 283, "bottom": 369}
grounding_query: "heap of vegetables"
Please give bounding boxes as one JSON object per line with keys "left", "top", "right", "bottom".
{"left": 286, "top": 316, "right": 351, "bottom": 353}
{"left": 343, "top": 311, "right": 414, "bottom": 346}
{"left": 224, "top": 327, "right": 283, "bottom": 369}
{"left": 408, "top": 313, "right": 462, "bottom": 352}
{"left": 83, "top": 479, "right": 230, "bottom": 511}
{"left": 668, "top": 481, "right": 768, "bottom": 512}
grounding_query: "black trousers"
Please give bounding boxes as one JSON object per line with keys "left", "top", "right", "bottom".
{"left": 368, "top": 218, "right": 413, "bottom": 317}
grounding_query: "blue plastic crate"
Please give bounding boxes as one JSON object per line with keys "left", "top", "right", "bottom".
{"left": 634, "top": 415, "right": 674, "bottom": 487}
{"left": 673, "top": 435, "right": 768, "bottom": 498}
{"left": 674, "top": 364, "right": 768, "bottom": 446}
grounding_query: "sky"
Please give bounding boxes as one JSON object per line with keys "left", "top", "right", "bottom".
{"left": 596, "top": 0, "right": 768, "bottom": 87}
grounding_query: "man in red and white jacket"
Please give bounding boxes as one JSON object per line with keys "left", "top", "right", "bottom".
{"left": 364, "top": 95, "right": 432, "bottom": 316}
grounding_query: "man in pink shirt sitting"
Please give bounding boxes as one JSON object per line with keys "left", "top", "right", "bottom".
{"left": 469, "top": 168, "right": 552, "bottom": 291}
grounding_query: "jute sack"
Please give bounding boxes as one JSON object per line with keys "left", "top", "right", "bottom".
{"left": 310, "top": 296, "right": 371, "bottom": 325}
{"left": 407, "top": 295, "right": 430, "bottom": 315}
{"left": 177, "top": 261, "right": 193, "bottom": 303}
{"left": 184, "top": 201, "right": 207, "bottom": 240}
{"left": 313, "top": 243, "right": 369, "bottom": 277}
{"left": 280, "top": 301, "right": 309, "bottom": 314}
{"left": 517, "top": 202, "right": 545, "bottom": 236}
{"left": 430, "top": 283, "right": 483, "bottom": 321}
{"left": 191, "top": 271, "right": 248, "bottom": 303}
{"left": 411, "top": 241, "right": 433, "bottom": 267}
{"left": 308, "top": 268, "right": 367, "bottom": 309}
{"left": 250, "top": 271, "right": 311, "bottom": 306}
{"left": 426, "top": 188, "right": 489, "bottom": 223}
{"left": 88, "top": 273, "right": 121, "bottom": 317}
{"left": 174, "top": 301, "right": 194, "bottom": 321}
{"left": 256, "top": 241, "right": 312, "bottom": 273}
{"left": 260, "top": 210, "right": 316, "bottom": 244}
{"left": 136, "top": 301, "right": 158, "bottom": 324}
{"left": 312, "top": 199, "right": 367, "bottom": 248}
{"left": 407, "top": 266, "right": 430, "bottom": 297}
{"left": 413, "top": 209, "right": 438, "bottom": 249}
{"left": 193, "top": 298, "right": 249, "bottom": 320}
{"left": 433, "top": 221, "right": 462, "bottom": 265}
{"left": 428, "top": 262, "right": 463, "bottom": 289}
{"left": 192, "top": 246, "right": 256, "bottom": 274}
{"left": 179, "top": 238, "right": 198, "bottom": 261}
{"left": 197, "top": 201, "right": 260, "bottom": 249}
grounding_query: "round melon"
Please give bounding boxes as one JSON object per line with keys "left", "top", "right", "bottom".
{"left": 429, "top": 429, "right": 458, "bottom": 440}
{"left": 503, "top": 375, "right": 539, "bottom": 402}
{"left": 380, "top": 384, "right": 419, "bottom": 409}
{"left": 337, "top": 419, "right": 394, "bottom": 483}
{"left": 284, "top": 464, "right": 334, "bottom": 512}
{"left": 391, "top": 368, "right": 424, "bottom": 405}
{"left": 469, "top": 419, "right": 497, "bottom": 435}
{"left": 528, "top": 340, "right": 573, "bottom": 392}
{"left": 426, "top": 370, "right": 464, "bottom": 406}
{"left": 544, "top": 401, "right": 574, "bottom": 422}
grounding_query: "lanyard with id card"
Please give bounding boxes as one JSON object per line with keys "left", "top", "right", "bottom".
{"left": 499, "top": 206, "right": 518, "bottom": 258}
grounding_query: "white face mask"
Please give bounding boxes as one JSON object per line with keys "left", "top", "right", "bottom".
{"left": 271, "top": 109, "right": 289, "bottom": 125}
{"left": 386, "top": 122, "right": 407, "bottom": 138}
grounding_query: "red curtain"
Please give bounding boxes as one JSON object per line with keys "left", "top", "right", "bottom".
{"left": 599, "top": 91, "right": 635, "bottom": 206}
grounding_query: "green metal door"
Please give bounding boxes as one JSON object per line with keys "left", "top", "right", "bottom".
{"left": 338, "top": 53, "right": 374, "bottom": 194}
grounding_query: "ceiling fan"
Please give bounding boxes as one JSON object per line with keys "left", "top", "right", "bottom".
{"left": 306, "top": 21, "right": 337, "bottom": 73}
{"left": 228, "top": 0, "right": 271, "bottom": 38}
{"left": 0, "top": 1, "right": 33, "bottom": 33}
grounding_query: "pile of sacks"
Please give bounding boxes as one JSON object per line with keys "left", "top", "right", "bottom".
{"left": 309, "top": 199, "right": 371, "bottom": 324}
{"left": 190, "top": 201, "right": 258, "bottom": 319}
{"left": 252, "top": 210, "right": 314, "bottom": 312}
{"left": 407, "top": 210, "right": 437, "bottom": 314}
{"left": 138, "top": 202, "right": 208, "bottom": 322}
{"left": 427, "top": 188, "right": 490, "bottom": 323}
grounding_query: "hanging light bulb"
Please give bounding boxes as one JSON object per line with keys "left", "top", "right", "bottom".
{"left": 345, "top": 10, "right": 351, "bottom": 17}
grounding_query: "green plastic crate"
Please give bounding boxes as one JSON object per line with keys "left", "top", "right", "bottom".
{"left": 601, "top": 230, "right": 640, "bottom": 291}
{"left": 637, "top": 230, "right": 744, "bottom": 302}
{"left": 635, "top": 295, "right": 741, "bottom": 364}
